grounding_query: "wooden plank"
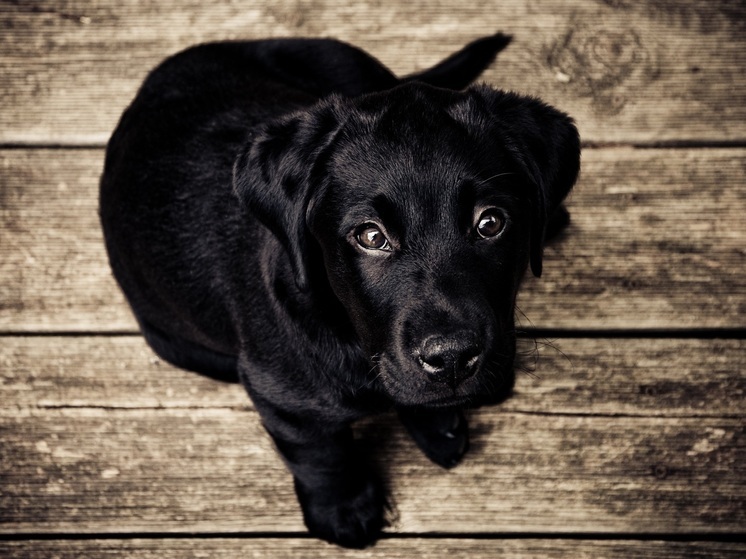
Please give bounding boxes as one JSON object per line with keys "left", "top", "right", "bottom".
{"left": 1, "top": 148, "right": 744, "bottom": 331}
{"left": 0, "top": 1, "right": 744, "bottom": 145}
{"left": 2, "top": 336, "right": 743, "bottom": 418}
{"left": 1, "top": 538, "right": 744, "bottom": 559}
{"left": 0, "top": 149, "right": 132, "bottom": 330}
{"left": 1, "top": 407, "right": 742, "bottom": 534}
{"left": 1, "top": 335, "right": 247, "bottom": 410}
{"left": 518, "top": 147, "right": 746, "bottom": 329}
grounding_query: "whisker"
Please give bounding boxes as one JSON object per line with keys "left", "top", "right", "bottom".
{"left": 475, "top": 171, "right": 516, "bottom": 186}
{"left": 515, "top": 364, "right": 540, "bottom": 380}
{"left": 511, "top": 306, "right": 576, "bottom": 374}
{"left": 361, "top": 353, "right": 385, "bottom": 389}
{"left": 514, "top": 304, "right": 535, "bottom": 332}
{"left": 533, "top": 337, "right": 574, "bottom": 370}
{"left": 367, "top": 354, "right": 381, "bottom": 375}
{"left": 516, "top": 335, "right": 575, "bottom": 381}
{"left": 512, "top": 332, "right": 542, "bottom": 380}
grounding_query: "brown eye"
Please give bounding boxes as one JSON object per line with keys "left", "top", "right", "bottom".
{"left": 476, "top": 209, "right": 506, "bottom": 239}
{"left": 355, "top": 223, "right": 391, "bottom": 251}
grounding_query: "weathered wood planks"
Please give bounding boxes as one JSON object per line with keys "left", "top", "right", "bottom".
{"left": 1, "top": 336, "right": 743, "bottom": 535}
{"left": 2, "top": 336, "right": 744, "bottom": 417}
{"left": 2, "top": 148, "right": 744, "bottom": 331}
{"left": 1, "top": 0, "right": 744, "bottom": 555}
{"left": 2, "top": 408, "right": 742, "bottom": 534}
{"left": 0, "top": 149, "right": 131, "bottom": 331}
{"left": 0, "top": 1, "right": 744, "bottom": 145}
{"left": 1, "top": 538, "right": 745, "bottom": 559}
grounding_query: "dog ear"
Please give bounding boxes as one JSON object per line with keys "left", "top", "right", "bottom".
{"left": 232, "top": 98, "right": 346, "bottom": 291}
{"left": 467, "top": 86, "right": 580, "bottom": 277}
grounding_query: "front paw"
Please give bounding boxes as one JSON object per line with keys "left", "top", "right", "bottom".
{"left": 294, "top": 473, "right": 386, "bottom": 549}
{"left": 400, "top": 409, "right": 469, "bottom": 469}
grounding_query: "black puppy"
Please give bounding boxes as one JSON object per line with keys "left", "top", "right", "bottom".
{"left": 100, "top": 33, "right": 579, "bottom": 548}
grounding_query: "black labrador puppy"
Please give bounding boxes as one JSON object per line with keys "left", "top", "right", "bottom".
{"left": 100, "top": 33, "right": 580, "bottom": 548}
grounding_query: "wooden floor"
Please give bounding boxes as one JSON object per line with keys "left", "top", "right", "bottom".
{"left": 1, "top": 1, "right": 744, "bottom": 557}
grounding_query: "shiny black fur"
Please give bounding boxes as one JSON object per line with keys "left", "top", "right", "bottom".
{"left": 100, "top": 33, "right": 580, "bottom": 548}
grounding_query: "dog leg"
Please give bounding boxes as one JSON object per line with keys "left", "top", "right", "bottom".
{"left": 266, "top": 424, "right": 386, "bottom": 548}
{"left": 238, "top": 360, "right": 386, "bottom": 547}
{"left": 398, "top": 408, "right": 470, "bottom": 469}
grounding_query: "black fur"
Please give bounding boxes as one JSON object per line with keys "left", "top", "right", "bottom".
{"left": 100, "top": 33, "right": 580, "bottom": 548}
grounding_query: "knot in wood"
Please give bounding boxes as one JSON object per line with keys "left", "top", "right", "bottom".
{"left": 652, "top": 464, "right": 670, "bottom": 480}
{"left": 546, "top": 26, "right": 658, "bottom": 114}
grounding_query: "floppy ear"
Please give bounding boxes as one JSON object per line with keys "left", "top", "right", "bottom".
{"left": 232, "top": 98, "right": 346, "bottom": 291}
{"left": 470, "top": 86, "right": 581, "bottom": 277}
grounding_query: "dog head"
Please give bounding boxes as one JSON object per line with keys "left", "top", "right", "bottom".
{"left": 234, "top": 83, "right": 579, "bottom": 408}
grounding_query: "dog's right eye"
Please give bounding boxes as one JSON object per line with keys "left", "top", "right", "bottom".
{"left": 475, "top": 208, "right": 507, "bottom": 239}
{"left": 354, "top": 223, "right": 391, "bottom": 252}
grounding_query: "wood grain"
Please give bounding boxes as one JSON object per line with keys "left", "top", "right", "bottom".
{"left": 1, "top": 148, "right": 744, "bottom": 331}
{"left": 3, "top": 332, "right": 744, "bottom": 534}
{"left": 1, "top": 405, "right": 742, "bottom": 534}
{"left": 0, "top": 149, "right": 131, "bottom": 330}
{"left": 0, "top": 1, "right": 744, "bottom": 145}
{"left": 519, "top": 147, "right": 746, "bottom": 329}
{"left": 2, "top": 336, "right": 743, "bottom": 418}
{"left": 2, "top": 334, "right": 742, "bottom": 536}
{"left": 1, "top": 538, "right": 744, "bottom": 559}
{"left": 1, "top": 0, "right": 744, "bottom": 553}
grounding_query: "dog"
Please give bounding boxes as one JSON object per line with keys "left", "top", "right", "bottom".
{"left": 99, "top": 33, "right": 580, "bottom": 548}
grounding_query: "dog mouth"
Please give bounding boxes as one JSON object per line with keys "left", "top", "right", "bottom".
{"left": 408, "top": 394, "right": 478, "bottom": 409}
{"left": 373, "top": 349, "right": 514, "bottom": 409}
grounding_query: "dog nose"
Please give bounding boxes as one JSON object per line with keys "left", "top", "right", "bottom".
{"left": 416, "top": 331, "right": 482, "bottom": 387}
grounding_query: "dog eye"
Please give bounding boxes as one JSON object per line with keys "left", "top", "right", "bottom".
{"left": 355, "top": 223, "right": 391, "bottom": 251}
{"left": 475, "top": 209, "right": 506, "bottom": 239}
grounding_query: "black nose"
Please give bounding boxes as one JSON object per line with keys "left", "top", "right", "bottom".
{"left": 416, "top": 331, "right": 482, "bottom": 387}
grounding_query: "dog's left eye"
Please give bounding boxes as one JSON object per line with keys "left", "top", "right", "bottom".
{"left": 355, "top": 223, "right": 391, "bottom": 252}
{"left": 475, "top": 208, "right": 506, "bottom": 239}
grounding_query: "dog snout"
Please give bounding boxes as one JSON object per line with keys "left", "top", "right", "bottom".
{"left": 415, "top": 330, "right": 482, "bottom": 388}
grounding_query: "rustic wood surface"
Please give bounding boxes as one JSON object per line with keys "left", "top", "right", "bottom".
{"left": 2, "top": 337, "right": 744, "bottom": 536}
{"left": 1, "top": 539, "right": 745, "bottom": 559}
{"left": 2, "top": 336, "right": 744, "bottom": 417}
{"left": 1, "top": 0, "right": 744, "bottom": 557}
{"left": 2, "top": 147, "right": 744, "bottom": 332}
{"left": 1, "top": 0, "right": 744, "bottom": 145}
{"left": 2, "top": 407, "right": 743, "bottom": 533}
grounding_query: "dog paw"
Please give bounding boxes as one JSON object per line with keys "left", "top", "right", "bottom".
{"left": 400, "top": 409, "right": 470, "bottom": 469}
{"left": 294, "top": 474, "right": 386, "bottom": 549}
